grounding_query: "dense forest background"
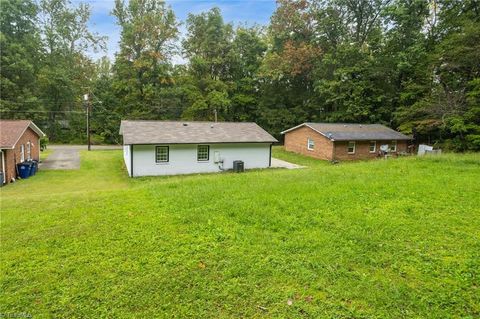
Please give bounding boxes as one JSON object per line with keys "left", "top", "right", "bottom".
{"left": 1, "top": 0, "right": 479, "bottom": 150}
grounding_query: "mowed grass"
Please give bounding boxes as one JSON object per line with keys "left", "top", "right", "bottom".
{"left": 1, "top": 148, "right": 479, "bottom": 318}
{"left": 40, "top": 149, "right": 52, "bottom": 161}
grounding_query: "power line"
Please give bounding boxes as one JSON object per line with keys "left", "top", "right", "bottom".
{"left": 0, "top": 107, "right": 189, "bottom": 115}
{"left": 0, "top": 100, "right": 98, "bottom": 105}
{"left": 0, "top": 110, "right": 85, "bottom": 114}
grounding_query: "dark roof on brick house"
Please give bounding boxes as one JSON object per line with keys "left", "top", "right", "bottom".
{"left": 119, "top": 120, "right": 278, "bottom": 145}
{"left": 0, "top": 120, "right": 45, "bottom": 149}
{"left": 281, "top": 123, "right": 411, "bottom": 141}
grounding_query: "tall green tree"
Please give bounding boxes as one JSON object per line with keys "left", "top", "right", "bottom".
{"left": 0, "top": 0, "right": 42, "bottom": 119}
{"left": 181, "top": 8, "right": 234, "bottom": 120}
{"left": 258, "top": 0, "right": 321, "bottom": 133}
{"left": 228, "top": 26, "right": 267, "bottom": 121}
{"left": 90, "top": 57, "right": 122, "bottom": 144}
{"left": 394, "top": 0, "right": 480, "bottom": 149}
{"left": 36, "top": 0, "right": 105, "bottom": 141}
{"left": 2, "top": 0, "right": 479, "bottom": 149}
{"left": 312, "top": 0, "right": 393, "bottom": 124}
{"left": 181, "top": 8, "right": 267, "bottom": 122}
{"left": 112, "top": 0, "right": 180, "bottom": 120}
{"left": 1, "top": 0, "right": 104, "bottom": 143}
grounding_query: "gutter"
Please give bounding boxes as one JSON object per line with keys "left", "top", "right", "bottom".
{"left": 121, "top": 141, "right": 277, "bottom": 145}
{"left": 130, "top": 144, "right": 133, "bottom": 177}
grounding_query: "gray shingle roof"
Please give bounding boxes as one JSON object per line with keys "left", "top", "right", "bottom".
{"left": 119, "top": 121, "right": 278, "bottom": 145}
{"left": 281, "top": 123, "right": 411, "bottom": 141}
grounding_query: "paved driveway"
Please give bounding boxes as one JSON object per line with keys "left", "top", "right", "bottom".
{"left": 40, "top": 145, "right": 121, "bottom": 170}
{"left": 270, "top": 158, "right": 305, "bottom": 169}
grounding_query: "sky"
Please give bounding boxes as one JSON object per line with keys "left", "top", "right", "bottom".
{"left": 81, "top": 0, "right": 277, "bottom": 63}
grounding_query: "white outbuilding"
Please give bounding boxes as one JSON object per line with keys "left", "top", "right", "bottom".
{"left": 119, "top": 120, "right": 278, "bottom": 177}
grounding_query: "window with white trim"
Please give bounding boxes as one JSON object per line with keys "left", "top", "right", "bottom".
{"left": 155, "top": 146, "right": 169, "bottom": 163}
{"left": 389, "top": 140, "right": 397, "bottom": 152}
{"left": 27, "top": 142, "right": 31, "bottom": 160}
{"left": 369, "top": 141, "right": 376, "bottom": 153}
{"left": 347, "top": 141, "right": 356, "bottom": 154}
{"left": 20, "top": 144, "right": 25, "bottom": 162}
{"left": 307, "top": 138, "right": 315, "bottom": 150}
{"left": 197, "top": 145, "right": 209, "bottom": 161}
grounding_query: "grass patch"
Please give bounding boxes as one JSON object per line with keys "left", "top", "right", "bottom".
{"left": 39, "top": 149, "right": 52, "bottom": 162}
{"left": 1, "top": 147, "right": 479, "bottom": 318}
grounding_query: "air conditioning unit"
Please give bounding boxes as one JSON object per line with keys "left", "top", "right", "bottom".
{"left": 233, "top": 160, "right": 244, "bottom": 173}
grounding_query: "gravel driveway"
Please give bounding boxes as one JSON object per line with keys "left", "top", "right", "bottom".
{"left": 39, "top": 145, "right": 121, "bottom": 170}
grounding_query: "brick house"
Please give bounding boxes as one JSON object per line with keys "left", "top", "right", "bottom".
{"left": 0, "top": 120, "right": 45, "bottom": 184}
{"left": 281, "top": 123, "right": 411, "bottom": 161}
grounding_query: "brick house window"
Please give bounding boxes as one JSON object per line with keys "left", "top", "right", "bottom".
{"left": 390, "top": 140, "right": 397, "bottom": 152}
{"left": 27, "top": 142, "right": 31, "bottom": 160}
{"left": 197, "top": 145, "right": 209, "bottom": 161}
{"left": 307, "top": 138, "right": 315, "bottom": 150}
{"left": 20, "top": 144, "right": 25, "bottom": 162}
{"left": 369, "top": 141, "right": 376, "bottom": 153}
{"left": 155, "top": 146, "right": 169, "bottom": 163}
{"left": 347, "top": 141, "right": 356, "bottom": 154}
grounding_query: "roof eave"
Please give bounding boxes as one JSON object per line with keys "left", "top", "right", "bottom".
{"left": 332, "top": 137, "right": 412, "bottom": 141}
{"left": 29, "top": 121, "right": 46, "bottom": 138}
{"left": 9, "top": 121, "right": 45, "bottom": 149}
{"left": 281, "top": 123, "right": 334, "bottom": 141}
{"left": 125, "top": 140, "right": 277, "bottom": 145}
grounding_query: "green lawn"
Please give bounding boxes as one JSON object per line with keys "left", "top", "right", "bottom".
{"left": 39, "top": 148, "right": 53, "bottom": 162}
{"left": 1, "top": 148, "right": 479, "bottom": 318}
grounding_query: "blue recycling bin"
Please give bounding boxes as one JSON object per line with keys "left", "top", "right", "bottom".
{"left": 32, "top": 160, "right": 38, "bottom": 174}
{"left": 27, "top": 160, "right": 38, "bottom": 176}
{"left": 17, "top": 163, "right": 31, "bottom": 179}
{"left": 27, "top": 161, "right": 36, "bottom": 176}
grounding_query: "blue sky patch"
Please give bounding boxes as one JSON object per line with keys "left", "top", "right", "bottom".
{"left": 80, "top": 0, "right": 276, "bottom": 62}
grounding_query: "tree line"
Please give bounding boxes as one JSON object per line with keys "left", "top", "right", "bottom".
{"left": 1, "top": 0, "right": 479, "bottom": 150}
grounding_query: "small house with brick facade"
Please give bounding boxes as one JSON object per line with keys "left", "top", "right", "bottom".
{"left": 0, "top": 120, "right": 45, "bottom": 184}
{"left": 281, "top": 123, "right": 411, "bottom": 161}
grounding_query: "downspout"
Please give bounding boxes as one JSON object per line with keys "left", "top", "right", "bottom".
{"left": 269, "top": 144, "right": 272, "bottom": 167}
{"left": 130, "top": 145, "right": 133, "bottom": 177}
{"left": 1, "top": 150, "right": 5, "bottom": 184}
{"left": 331, "top": 140, "right": 336, "bottom": 162}
{"left": 14, "top": 152, "right": 19, "bottom": 178}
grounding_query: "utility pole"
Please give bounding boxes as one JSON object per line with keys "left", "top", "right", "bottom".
{"left": 214, "top": 108, "right": 217, "bottom": 123}
{"left": 83, "top": 94, "right": 91, "bottom": 151}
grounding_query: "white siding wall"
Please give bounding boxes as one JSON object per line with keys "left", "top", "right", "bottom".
{"left": 128, "top": 143, "right": 271, "bottom": 177}
{"left": 123, "top": 145, "right": 131, "bottom": 176}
